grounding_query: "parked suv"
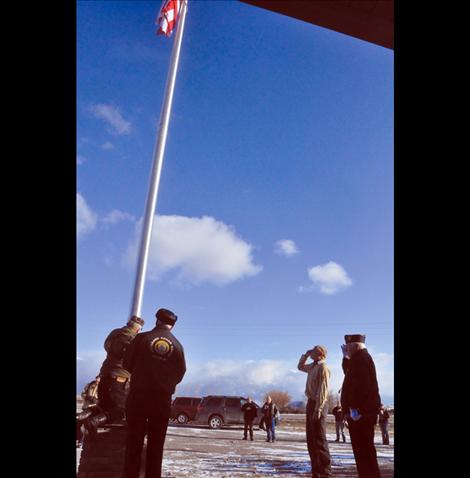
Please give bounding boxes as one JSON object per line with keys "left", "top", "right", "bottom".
{"left": 194, "top": 395, "right": 262, "bottom": 429}
{"left": 171, "top": 396, "right": 202, "bottom": 424}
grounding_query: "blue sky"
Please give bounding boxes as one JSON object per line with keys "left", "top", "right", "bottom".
{"left": 77, "top": 0, "right": 394, "bottom": 404}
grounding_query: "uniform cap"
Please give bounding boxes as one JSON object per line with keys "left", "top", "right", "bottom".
{"left": 344, "top": 334, "right": 366, "bottom": 344}
{"left": 155, "top": 308, "right": 177, "bottom": 326}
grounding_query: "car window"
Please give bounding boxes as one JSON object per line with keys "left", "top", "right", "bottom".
{"left": 205, "top": 397, "right": 223, "bottom": 407}
{"left": 226, "top": 398, "right": 241, "bottom": 408}
{"left": 176, "top": 398, "right": 191, "bottom": 406}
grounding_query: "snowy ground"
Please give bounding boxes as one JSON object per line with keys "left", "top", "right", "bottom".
{"left": 77, "top": 410, "right": 394, "bottom": 477}
{"left": 159, "top": 424, "right": 394, "bottom": 477}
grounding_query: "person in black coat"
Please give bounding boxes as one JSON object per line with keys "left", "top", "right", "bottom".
{"left": 377, "top": 404, "right": 390, "bottom": 445}
{"left": 332, "top": 405, "right": 346, "bottom": 443}
{"left": 340, "top": 334, "right": 381, "bottom": 478}
{"left": 241, "top": 397, "right": 258, "bottom": 441}
{"left": 122, "top": 308, "right": 186, "bottom": 478}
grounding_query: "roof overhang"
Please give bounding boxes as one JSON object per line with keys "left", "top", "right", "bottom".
{"left": 240, "top": 0, "right": 394, "bottom": 50}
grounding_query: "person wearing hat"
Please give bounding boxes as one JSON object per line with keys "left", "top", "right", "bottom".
{"left": 298, "top": 345, "right": 332, "bottom": 478}
{"left": 122, "top": 308, "right": 186, "bottom": 478}
{"left": 83, "top": 315, "right": 144, "bottom": 434}
{"left": 340, "top": 334, "right": 382, "bottom": 478}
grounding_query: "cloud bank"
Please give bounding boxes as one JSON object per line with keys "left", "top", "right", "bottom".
{"left": 77, "top": 353, "right": 393, "bottom": 406}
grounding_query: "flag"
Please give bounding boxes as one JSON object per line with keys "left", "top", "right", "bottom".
{"left": 156, "top": 0, "right": 182, "bottom": 37}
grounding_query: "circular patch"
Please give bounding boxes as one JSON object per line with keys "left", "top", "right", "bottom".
{"left": 151, "top": 337, "right": 174, "bottom": 359}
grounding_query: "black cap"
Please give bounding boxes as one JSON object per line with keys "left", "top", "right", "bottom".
{"left": 155, "top": 308, "right": 177, "bottom": 326}
{"left": 344, "top": 334, "right": 366, "bottom": 344}
{"left": 127, "top": 316, "right": 145, "bottom": 327}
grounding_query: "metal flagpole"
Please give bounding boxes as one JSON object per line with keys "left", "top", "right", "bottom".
{"left": 129, "top": 0, "right": 189, "bottom": 319}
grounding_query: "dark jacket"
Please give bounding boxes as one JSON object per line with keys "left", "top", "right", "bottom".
{"left": 340, "top": 348, "right": 381, "bottom": 416}
{"left": 123, "top": 324, "right": 186, "bottom": 395}
{"left": 378, "top": 409, "right": 390, "bottom": 424}
{"left": 241, "top": 402, "right": 258, "bottom": 421}
{"left": 99, "top": 326, "right": 139, "bottom": 379}
{"left": 332, "top": 406, "right": 344, "bottom": 422}
{"left": 262, "top": 402, "right": 278, "bottom": 420}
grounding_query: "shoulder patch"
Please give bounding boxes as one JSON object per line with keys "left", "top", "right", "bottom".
{"left": 150, "top": 336, "right": 174, "bottom": 360}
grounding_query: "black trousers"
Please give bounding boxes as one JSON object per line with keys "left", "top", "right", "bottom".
{"left": 347, "top": 416, "right": 381, "bottom": 478}
{"left": 243, "top": 418, "right": 254, "bottom": 438}
{"left": 122, "top": 389, "right": 172, "bottom": 478}
{"left": 98, "top": 375, "right": 129, "bottom": 422}
{"left": 306, "top": 399, "right": 331, "bottom": 478}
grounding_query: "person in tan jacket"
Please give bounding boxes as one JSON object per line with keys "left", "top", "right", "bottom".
{"left": 298, "top": 345, "right": 332, "bottom": 478}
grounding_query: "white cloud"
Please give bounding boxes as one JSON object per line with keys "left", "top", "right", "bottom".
{"left": 303, "top": 261, "right": 353, "bottom": 295}
{"left": 274, "top": 239, "right": 299, "bottom": 257}
{"left": 101, "top": 209, "right": 135, "bottom": 225}
{"left": 77, "top": 193, "right": 97, "bottom": 240}
{"left": 101, "top": 141, "right": 115, "bottom": 150}
{"left": 77, "top": 154, "right": 86, "bottom": 165}
{"left": 123, "top": 215, "right": 262, "bottom": 286}
{"left": 89, "top": 103, "right": 131, "bottom": 135}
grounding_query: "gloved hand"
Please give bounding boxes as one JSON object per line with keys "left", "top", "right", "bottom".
{"left": 350, "top": 408, "right": 361, "bottom": 421}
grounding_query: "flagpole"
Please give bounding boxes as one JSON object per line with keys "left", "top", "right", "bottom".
{"left": 129, "top": 0, "right": 189, "bottom": 319}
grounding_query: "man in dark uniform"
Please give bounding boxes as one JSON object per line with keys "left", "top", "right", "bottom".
{"left": 241, "top": 397, "right": 258, "bottom": 441}
{"left": 332, "top": 404, "right": 346, "bottom": 443}
{"left": 83, "top": 315, "right": 144, "bottom": 433}
{"left": 340, "top": 334, "right": 381, "bottom": 478}
{"left": 122, "top": 308, "right": 186, "bottom": 478}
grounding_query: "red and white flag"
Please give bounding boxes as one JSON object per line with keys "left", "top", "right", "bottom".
{"left": 156, "top": 0, "right": 182, "bottom": 37}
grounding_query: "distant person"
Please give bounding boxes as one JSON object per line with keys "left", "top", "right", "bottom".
{"left": 298, "top": 345, "right": 332, "bottom": 478}
{"left": 76, "top": 375, "right": 101, "bottom": 447}
{"left": 261, "top": 395, "right": 279, "bottom": 443}
{"left": 332, "top": 404, "right": 346, "bottom": 443}
{"left": 241, "top": 397, "right": 258, "bottom": 441}
{"left": 83, "top": 316, "right": 144, "bottom": 434}
{"left": 81, "top": 376, "right": 100, "bottom": 408}
{"left": 341, "top": 334, "right": 382, "bottom": 478}
{"left": 377, "top": 404, "right": 390, "bottom": 445}
{"left": 122, "top": 308, "right": 186, "bottom": 478}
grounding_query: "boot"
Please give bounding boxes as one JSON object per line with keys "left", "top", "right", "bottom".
{"left": 242, "top": 436, "right": 247, "bottom": 440}
{"left": 84, "top": 412, "right": 108, "bottom": 435}
{"left": 342, "top": 433, "right": 346, "bottom": 443}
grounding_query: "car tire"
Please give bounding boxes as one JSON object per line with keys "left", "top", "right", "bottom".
{"left": 208, "top": 415, "right": 223, "bottom": 429}
{"left": 177, "top": 413, "right": 189, "bottom": 424}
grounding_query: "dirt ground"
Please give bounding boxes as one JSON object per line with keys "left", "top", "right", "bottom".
{"left": 77, "top": 411, "right": 394, "bottom": 477}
